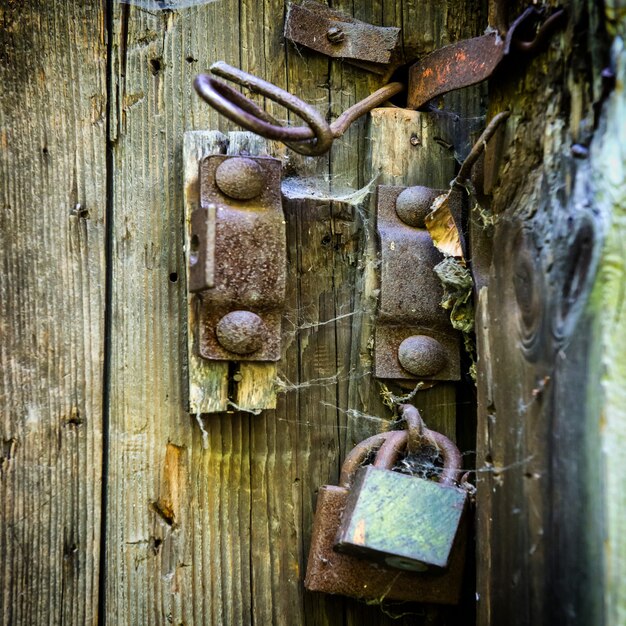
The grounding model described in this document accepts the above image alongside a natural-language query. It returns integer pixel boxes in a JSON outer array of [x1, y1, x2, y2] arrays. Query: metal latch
[[375, 186, 461, 382], [192, 7, 565, 156], [189, 155, 286, 362]]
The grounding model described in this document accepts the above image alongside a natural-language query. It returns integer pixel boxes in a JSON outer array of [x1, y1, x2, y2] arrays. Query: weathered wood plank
[[0, 2, 107, 624], [183, 131, 229, 415], [106, 4, 243, 623], [474, 2, 614, 624]]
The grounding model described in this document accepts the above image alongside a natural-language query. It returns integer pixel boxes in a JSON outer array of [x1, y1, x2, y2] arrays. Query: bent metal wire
[[194, 62, 404, 156]]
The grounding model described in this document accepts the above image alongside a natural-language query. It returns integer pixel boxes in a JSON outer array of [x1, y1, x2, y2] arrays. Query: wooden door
[[1, 1, 624, 625]]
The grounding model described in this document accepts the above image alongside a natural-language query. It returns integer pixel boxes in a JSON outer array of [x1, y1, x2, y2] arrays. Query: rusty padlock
[[304, 424, 467, 604], [335, 406, 467, 571]]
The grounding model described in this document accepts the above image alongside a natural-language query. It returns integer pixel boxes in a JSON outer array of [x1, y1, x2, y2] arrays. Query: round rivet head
[[398, 335, 447, 377], [215, 157, 265, 200], [216, 311, 267, 355], [326, 26, 345, 44], [395, 186, 440, 228]]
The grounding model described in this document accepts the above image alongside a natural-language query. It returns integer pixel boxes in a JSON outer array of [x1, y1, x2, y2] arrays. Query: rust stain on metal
[[284, 0, 402, 74], [215, 310, 268, 355], [407, 8, 566, 110], [189, 154, 286, 362], [375, 186, 460, 381], [398, 335, 448, 377], [407, 33, 504, 110], [188, 201, 216, 292]]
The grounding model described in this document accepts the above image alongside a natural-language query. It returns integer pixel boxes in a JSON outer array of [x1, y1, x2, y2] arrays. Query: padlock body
[[334, 466, 466, 570], [305, 483, 466, 604]]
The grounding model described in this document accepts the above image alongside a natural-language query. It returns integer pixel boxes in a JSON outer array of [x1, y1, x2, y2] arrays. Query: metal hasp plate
[[406, 8, 567, 110], [375, 185, 460, 381], [407, 33, 504, 110], [284, 0, 402, 76], [189, 155, 286, 362]]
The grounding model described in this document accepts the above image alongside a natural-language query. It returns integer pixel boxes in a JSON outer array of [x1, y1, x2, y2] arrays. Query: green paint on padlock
[[334, 423, 466, 571]]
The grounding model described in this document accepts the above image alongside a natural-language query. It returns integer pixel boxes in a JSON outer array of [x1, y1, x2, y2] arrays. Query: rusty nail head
[[216, 311, 268, 355], [215, 157, 266, 200], [326, 26, 345, 43], [398, 335, 447, 377], [395, 186, 440, 228]]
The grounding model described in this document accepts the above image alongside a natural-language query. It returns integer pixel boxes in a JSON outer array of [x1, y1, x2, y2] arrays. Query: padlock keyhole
[[189, 234, 200, 266]]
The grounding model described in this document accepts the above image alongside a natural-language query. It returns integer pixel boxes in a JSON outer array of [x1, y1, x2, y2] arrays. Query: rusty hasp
[[284, 0, 402, 76], [189, 155, 286, 362], [407, 7, 566, 110], [375, 185, 461, 382]]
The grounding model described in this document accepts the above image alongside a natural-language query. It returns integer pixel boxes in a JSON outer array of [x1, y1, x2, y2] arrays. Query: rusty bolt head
[[395, 186, 440, 228], [216, 310, 268, 355], [398, 335, 447, 377], [326, 26, 345, 44], [215, 157, 265, 200]]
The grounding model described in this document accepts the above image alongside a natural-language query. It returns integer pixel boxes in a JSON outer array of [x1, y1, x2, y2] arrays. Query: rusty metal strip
[[375, 186, 460, 381], [284, 0, 402, 73], [408, 8, 566, 110], [407, 33, 505, 110]]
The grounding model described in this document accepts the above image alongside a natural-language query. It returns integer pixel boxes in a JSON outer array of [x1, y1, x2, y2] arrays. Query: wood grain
[[0, 2, 107, 624], [106, 4, 243, 623], [0, 1, 487, 624], [474, 2, 615, 624], [107, 1, 487, 624]]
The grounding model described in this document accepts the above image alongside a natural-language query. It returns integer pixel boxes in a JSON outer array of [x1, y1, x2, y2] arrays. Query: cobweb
[[119, 0, 217, 9]]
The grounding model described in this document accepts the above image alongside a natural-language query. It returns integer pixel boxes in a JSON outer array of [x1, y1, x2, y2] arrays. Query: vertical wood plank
[[474, 2, 612, 624], [0, 2, 107, 624], [183, 131, 230, 415], [107, 3, 244, 624]]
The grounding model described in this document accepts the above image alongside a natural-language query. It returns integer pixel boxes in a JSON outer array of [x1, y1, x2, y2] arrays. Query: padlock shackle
[[399, 404, 463, 486], [425, 430, 463, 486], [372, 430, 408, 470], [339, 432, 391, 489], [338, 421, 463, 489], [399, 404, 426, 454]]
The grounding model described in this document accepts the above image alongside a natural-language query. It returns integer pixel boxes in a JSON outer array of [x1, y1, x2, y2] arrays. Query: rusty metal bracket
[[284, 0, 402, 76], [375, 186, 461, 381], [189, 155, 286, 362], [407, 7, 567, 110]]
